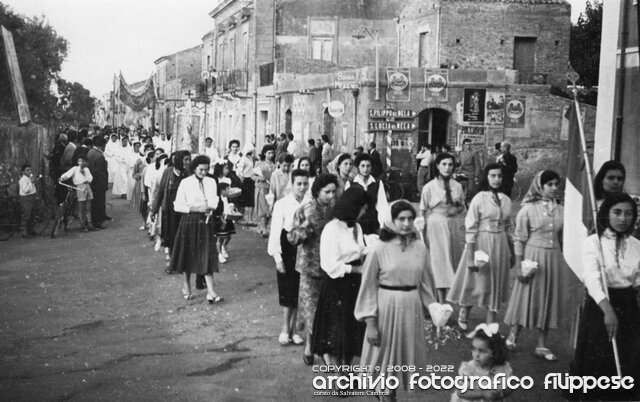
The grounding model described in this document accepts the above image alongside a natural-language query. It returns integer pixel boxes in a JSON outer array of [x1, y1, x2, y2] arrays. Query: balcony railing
[[518, 72, 549, 85], [215, 69, 248, 93]]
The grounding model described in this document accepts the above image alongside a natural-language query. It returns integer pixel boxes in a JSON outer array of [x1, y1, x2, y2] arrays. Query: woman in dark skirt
[[312, 187, 369, 366], [152, 150, 191, 271], [568, 193, 640, 401], [268, 169, 310, 345], [169, 155, 223, 303]]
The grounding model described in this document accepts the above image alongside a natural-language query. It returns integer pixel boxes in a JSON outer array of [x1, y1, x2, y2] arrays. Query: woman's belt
[[379, 284, 417, 292]]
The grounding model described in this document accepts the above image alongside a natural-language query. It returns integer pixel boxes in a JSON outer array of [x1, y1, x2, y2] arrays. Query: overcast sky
[[2, 0, 591, 98]]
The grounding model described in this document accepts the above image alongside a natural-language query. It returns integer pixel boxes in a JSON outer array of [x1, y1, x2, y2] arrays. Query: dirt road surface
[[1, 197, 575, 401]]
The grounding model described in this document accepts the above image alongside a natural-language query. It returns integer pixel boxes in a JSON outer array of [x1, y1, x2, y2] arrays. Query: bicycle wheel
[[33, 202, 54, 236]]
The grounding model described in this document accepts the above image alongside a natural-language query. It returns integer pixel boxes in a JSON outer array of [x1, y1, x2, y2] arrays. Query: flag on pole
[[562, 104, 593, 281]]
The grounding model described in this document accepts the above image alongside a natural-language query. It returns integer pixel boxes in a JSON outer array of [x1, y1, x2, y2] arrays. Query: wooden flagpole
[[567, 72, 622, 377]]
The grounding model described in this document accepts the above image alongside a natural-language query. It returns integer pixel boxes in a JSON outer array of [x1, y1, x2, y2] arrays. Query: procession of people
[[16, 123, 637, 402]]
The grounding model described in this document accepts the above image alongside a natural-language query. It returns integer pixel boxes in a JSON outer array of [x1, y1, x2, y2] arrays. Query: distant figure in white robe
[[112, 137, 131, 197], [104, 134, 120, 183]]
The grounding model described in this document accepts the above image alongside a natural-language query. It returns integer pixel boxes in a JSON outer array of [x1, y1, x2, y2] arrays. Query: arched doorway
[[285, 109, 292, 134], [418, 108, 451, 148]]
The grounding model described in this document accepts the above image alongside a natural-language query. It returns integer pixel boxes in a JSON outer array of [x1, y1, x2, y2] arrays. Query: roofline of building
[[209, 0, 237, 18]]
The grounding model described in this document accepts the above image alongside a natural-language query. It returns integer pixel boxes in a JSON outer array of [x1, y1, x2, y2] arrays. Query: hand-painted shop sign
[[368, 121, 416, 131], [424, 69, 449, 103], [368, 109, 417, 119], [327, 101, 345, 118], [386, 68, 411, 102], [335, 70, 359, 89]]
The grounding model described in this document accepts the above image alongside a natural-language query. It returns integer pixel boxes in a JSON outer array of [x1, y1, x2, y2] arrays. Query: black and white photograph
[[1, 0, 639, 401]]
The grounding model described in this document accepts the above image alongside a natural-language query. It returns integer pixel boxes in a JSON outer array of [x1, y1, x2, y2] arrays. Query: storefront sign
[[386, 68, 411, 102], [485, 90, 505, 126], [327, 101, 345, 118], [504, 95, 526, 128], [424, 69, 449, 103], [368, 121, 416, 131], [335, 70, 359, 90], [459, 126, 485, 145], [463, 88, 486, 123]]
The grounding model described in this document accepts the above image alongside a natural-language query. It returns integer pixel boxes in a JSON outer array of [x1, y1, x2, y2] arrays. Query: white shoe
[[154, 239, 161, 252], [164, 247, 169, 254], [218, 254, 227, 264], [139, 225, 146, 231], [221, 246, 229, 259], [165, 254, 170, 261]]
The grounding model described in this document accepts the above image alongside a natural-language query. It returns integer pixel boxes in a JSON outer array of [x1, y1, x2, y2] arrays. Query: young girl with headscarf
[[355, 200, 437, 402], [447, 163, 513, 329], [504, 170, 580, 361]]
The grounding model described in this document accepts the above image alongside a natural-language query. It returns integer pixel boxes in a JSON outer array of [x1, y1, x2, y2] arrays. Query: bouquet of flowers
[[521, 259, 539, 278]]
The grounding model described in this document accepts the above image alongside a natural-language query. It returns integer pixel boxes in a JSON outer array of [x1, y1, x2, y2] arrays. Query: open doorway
[[418, 108, 450, 149]]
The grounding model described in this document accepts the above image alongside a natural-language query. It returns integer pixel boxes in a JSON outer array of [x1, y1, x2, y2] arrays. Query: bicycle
[[51, 182, 79, 238], [31, 176, 56, 237]]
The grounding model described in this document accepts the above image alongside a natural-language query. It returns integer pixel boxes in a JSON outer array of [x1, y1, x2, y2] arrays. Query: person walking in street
[[169, 155, 223, 304], [87, 136, 108, 229], [335, 153, 353, 198], [269, 154, 294, 203], [346, 153, 389, 235], [275, 133, 289, 162], [268, 169, 310, 346], [416, 144, 432, 194], [568, 192, 640, 401], [227, 140, 242, 172], [307, 139, 319, 174], [104, 133, 120, 184], [236, 144, 256, 224], [504, 170, 579, 362], [456, 138, 483, 205], [18, 164, 38, 238], [355, 200, 437, 402], [152, 151, 191, 271], [286, 133, 299, 159], [447, 163, 514, 328], [289, 174, 338, 365], [311, 186, 368, 368], [497, 141, 517, 198], [212, 162, 235, 263], [111, 136, 130, 198], [60, 130, 78, 173], [60, 155, 95, 232], [420, 152, 466, 303], [320, 135, 332, 174], [368, 142, 383, 180], [254, 145, 277, 237]]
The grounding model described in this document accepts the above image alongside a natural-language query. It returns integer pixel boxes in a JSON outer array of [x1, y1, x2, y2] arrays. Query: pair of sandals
[[506, 331, 558, 362], [278, 332, 304, 346]]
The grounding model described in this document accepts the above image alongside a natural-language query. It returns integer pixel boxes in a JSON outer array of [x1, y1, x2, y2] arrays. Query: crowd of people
[[14, 125, 640, 401]]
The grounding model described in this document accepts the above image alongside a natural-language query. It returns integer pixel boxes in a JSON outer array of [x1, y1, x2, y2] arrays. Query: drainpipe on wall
[[436, 5, 442, 67], [614, 1, 628, 161], [352, 89, 359, 148], [395, 16, 401, 68]]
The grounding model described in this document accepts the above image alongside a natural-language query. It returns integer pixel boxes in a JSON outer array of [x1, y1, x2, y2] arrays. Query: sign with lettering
[[386, 68, 411, 102], [327, 101, 345, 118], [424, 69, 449, 103], [368, 109, 416, 119], [504, 95, 526, 128], [368, 121, 416, 131], [459, 126, 485, 145], [1, 26, 31, 124], [463, 88, 486, 123], [335, 70, 359, 90]]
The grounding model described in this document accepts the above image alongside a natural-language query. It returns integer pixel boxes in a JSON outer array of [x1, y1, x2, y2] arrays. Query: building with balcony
[[203, 0, 591, 194]]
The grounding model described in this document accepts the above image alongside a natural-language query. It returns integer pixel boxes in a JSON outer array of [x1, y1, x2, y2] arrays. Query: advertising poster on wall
[[504, 95, 526, 128], [458, 126, 485, 145], [485, 90, 505, 126], [463, 88, 486, 123], [423, 69, 449, 103], [386, 68, 411, 102]]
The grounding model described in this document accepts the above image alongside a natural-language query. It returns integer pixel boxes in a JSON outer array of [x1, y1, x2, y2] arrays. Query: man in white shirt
[[416, 144, 433, 192], [18, 163, 38, 238], [286, 133, 299, 158], [204, 137, 220, 168]]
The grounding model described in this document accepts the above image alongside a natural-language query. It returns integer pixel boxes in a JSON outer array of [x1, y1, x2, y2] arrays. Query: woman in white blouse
[[268, 169, 310, 345], [568, 193, 640, 400], [311, 186, 368, 367], [169, 155, 222, 304]]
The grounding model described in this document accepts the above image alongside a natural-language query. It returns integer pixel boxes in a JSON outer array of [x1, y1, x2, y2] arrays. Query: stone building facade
[[201, 0, 588, 197]]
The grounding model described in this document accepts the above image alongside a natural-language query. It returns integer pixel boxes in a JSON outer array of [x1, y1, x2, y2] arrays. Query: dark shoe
[[104, 216, 113, 221], [303, 354, 314, 366], [93, 224, 105, 230]]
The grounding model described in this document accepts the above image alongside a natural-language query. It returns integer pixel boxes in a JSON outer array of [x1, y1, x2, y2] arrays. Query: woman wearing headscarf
[[312, 186, 368, 367], [152, 150, 191, 271], [355, 200, 437, 402], [292, 174, 339, 365], [504, 170, 580, 361], [170, 155, 222, 303], [447, 163, 513, 329], [419, 152, 466, 303]]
